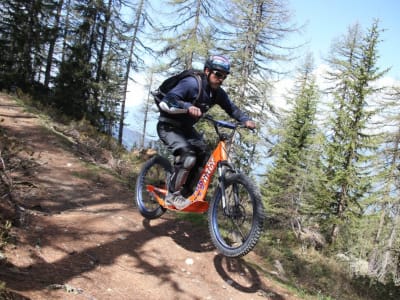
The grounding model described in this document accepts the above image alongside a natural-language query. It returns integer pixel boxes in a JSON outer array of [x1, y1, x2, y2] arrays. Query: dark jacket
[[159, 74, 251, 127]]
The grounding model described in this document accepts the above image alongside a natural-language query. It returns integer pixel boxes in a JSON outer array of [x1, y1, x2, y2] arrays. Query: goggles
[[212, 70, 228, 80]]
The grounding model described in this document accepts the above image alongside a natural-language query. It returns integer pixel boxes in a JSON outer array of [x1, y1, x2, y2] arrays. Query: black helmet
[[204, 55, 230, 74]]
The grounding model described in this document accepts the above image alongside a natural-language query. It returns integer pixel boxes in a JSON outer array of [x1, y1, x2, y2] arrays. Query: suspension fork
[[217, 161, 237, 214]]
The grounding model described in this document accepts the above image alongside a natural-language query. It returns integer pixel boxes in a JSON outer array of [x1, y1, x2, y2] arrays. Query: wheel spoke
[[135, 156, 171, 219], [218, 180, 252, 246], [208, 173, 264, 257]]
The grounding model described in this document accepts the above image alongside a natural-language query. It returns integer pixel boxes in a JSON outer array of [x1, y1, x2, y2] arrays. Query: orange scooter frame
[[146, 140, 229, 213]]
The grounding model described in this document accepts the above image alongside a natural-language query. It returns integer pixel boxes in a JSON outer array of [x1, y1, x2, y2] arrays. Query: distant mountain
[[121, 107, 159, 150], [122, 126, 158, 150]]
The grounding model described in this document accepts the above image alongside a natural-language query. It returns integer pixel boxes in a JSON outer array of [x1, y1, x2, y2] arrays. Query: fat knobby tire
[[135, 155, 172, 219], [208, 173, 265, 257]]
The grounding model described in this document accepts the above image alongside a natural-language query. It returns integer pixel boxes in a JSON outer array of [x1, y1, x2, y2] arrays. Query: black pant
[[157, 121, 209, 195]]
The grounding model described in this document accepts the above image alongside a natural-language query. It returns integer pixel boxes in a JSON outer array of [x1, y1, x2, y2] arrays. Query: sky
[[289, 0, 400, 79]]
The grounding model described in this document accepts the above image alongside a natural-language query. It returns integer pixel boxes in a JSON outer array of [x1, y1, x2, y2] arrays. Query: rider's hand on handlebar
[[187, 106, 202, 118], [244, 120, 256, 129]]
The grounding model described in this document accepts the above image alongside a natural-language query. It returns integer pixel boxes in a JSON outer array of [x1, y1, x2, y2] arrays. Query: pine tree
[[53, 0, 127, 131], [323, 21, 388, 246], [262, 54, 322, 230], [0, 0, 53, 90], [44, 0, 65, 89], [53, 0, 100, 118]]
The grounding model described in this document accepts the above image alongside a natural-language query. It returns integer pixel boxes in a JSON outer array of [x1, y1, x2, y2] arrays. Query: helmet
[[204, 55, 230, 74]]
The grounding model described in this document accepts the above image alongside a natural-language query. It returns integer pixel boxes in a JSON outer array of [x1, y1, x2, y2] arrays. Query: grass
[[71, 163, 104, 181], [176, 212, 208, 227], [250, 228, 400, 300]]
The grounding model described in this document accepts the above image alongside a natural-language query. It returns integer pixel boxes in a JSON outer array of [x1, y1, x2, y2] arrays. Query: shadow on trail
[[142, 217, 214, 253], [213, 255, 285, 299], [0, 113, 37, 119], [0, 210, 281, 299], [0, 208, 218, 299], [0, 215, 205, 299]]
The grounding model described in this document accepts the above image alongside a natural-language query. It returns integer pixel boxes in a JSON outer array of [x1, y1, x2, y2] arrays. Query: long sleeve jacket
[[159, 74, 251, 127]]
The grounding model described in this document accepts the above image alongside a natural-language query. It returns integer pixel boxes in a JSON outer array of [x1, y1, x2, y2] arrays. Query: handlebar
[[202, 114, 246, 130], [201, 114, 253, 142]]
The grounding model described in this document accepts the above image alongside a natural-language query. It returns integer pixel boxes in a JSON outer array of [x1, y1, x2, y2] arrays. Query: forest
[[0, 0, 399, 293]]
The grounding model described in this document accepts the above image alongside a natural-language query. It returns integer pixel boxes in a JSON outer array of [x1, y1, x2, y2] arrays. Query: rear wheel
[[135, 155, 172, 219], [208, 173, 265, 257]]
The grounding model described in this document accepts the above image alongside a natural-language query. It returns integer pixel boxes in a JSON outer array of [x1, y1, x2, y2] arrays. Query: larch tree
[[262, 54, 322, 231], [139, 69, 158, 149], [367, 84, 400, 283], [155, 0, 219, 71], [217, 0, 298, 173], [323, 21, 388, 247]]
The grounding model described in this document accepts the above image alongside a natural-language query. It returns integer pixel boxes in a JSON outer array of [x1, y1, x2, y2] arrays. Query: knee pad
[[182, 153, 197, 169], [170, 152, 197, 192], [175, 151, 197, 170]]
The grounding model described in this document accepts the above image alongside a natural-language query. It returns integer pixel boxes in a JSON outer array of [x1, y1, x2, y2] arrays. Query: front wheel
[[135, 155, 172, 219], [208, 173, 265, 257]]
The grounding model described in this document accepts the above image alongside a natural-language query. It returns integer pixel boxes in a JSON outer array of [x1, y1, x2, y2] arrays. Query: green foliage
[[0, 220, 12, 249], [154, 0, 217, 70], [352, 276, 400, 300], [0, 0, 131, 135], [53, 46, 92, 118], [323, 21, 388, 246], [262, 55, 324, 228], [255, 229, 363, 299]]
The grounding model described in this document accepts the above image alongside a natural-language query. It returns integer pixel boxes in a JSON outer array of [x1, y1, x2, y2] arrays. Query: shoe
[[180, 186, 193, 197], [165, 191, 192, 210]]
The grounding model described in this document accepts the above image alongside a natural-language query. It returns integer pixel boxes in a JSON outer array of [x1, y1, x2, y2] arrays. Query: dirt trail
[[0, 94, 300, 300]]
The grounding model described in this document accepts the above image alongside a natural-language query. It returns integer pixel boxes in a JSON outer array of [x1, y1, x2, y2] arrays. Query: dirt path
[[0, 94, 300, 300]]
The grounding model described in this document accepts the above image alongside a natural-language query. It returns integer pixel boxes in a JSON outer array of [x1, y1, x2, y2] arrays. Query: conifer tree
[[221, 0, 296, 107], [53, 0, 100, 118], [218, 0, 297, 173], [155, 0, 217, 70], [367, 84, 400, 282], [323, 21, 388, 246], [44, 0, 65, 89], [53, 0, 127, 130], [0, 0, 55, 90], [262, 55, 322, 229]]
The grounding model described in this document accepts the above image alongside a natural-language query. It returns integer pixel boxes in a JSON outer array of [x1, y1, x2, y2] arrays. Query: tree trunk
[[61, 0, 72, 64], [379, 212, 400, 281], [45, 0, 64, 89], [118, 0, 145, 145], [140, 72, 153, 149], [94, 0, 112, 111]]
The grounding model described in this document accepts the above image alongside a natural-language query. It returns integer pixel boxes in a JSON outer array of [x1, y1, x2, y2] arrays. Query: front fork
[[217, 161, 238, 215]]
